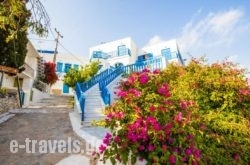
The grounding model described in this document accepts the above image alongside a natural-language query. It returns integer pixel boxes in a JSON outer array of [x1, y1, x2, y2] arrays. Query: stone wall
[[0, 96, 20, 114]]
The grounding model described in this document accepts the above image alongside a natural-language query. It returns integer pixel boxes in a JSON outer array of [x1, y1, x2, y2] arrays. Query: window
[[73, 64, 79, 70], [92, 51, 102, 58], [117, 45, 127, 56], [161, 48, 171, 60], [137, 53, 153, 62], [56, 62, 63, 72], [64, 63, 72, 73]]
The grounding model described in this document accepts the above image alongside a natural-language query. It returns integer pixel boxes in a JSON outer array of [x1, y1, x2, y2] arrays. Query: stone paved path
[[0, 95, 87, 165]]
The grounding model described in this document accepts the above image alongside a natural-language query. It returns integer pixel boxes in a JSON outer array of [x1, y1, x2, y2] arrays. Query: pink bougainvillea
[[98, 59, 250, 164]]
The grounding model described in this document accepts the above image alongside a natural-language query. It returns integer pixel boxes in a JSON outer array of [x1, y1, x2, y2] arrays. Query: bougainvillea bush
[[43, 62, 58, 86], [99, 59, 250, 165]]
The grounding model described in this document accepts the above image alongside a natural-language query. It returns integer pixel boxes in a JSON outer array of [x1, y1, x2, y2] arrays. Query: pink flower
[[185, 148, 192, 155], [99, 144, 106, 154], [142, 68, 150, 73], [153, 69, 160, 74], [117, 90, 127, 98], [103, 138, 110, 145], [169, 154, 176, 164], [149, 105, 156, 112], [125, 75, 136, 85], [165, 123, 172, 135], [105, 133, 112, 139], [180, 101, 187, 110], [103, 133, 112, 145], [234, 153, 240, 164], [162, 145, 167, 151], [139, 74, 149, 84], [114, 136, 121, 143], [128, 88, 141, 97], [186, 134, 194, 141], [157, 83, 171, 97], [139, 145, 145, 151], [192, 160, 198, 165], [148, 144, 155, 151], [193, 149, 201, 159], [175, 112, 183, 122]]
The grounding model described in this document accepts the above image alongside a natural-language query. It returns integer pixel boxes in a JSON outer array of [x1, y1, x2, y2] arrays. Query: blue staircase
[[75, 57, 165, 124]]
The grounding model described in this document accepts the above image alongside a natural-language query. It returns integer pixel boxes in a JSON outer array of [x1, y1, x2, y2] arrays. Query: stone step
[[85, 108, 103, 114], [85, 108, 104, 112], [84, 113, 105, 118]]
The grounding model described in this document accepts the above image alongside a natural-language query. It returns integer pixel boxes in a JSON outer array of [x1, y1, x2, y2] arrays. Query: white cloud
[[145, 35, 164, 47], [178, 8, 250, 53]]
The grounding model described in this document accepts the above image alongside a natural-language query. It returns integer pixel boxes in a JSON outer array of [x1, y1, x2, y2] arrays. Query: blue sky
[[29, 0, 250, 72]]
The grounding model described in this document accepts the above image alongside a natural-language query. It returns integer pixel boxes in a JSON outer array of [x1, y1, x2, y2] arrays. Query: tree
[[0, 0, 49, 41], [42, 62, 58, 86], [0, 0, 49, 68], [63, 61, 100, 88]]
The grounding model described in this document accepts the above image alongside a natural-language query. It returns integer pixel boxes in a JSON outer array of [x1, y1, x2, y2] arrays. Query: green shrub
[[63, 61, 100, 88], [0, 87, 7, 95]]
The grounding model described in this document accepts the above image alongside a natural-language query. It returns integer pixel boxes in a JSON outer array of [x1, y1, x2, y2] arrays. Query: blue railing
[[99, 67, 124, 105], [76, 68, 112, 121], [76, 57, 163, 121], [99, 57, 163, 105], [78, 69, 112, 92], [124, 57, 162, 74], [75, 83, 85, 121]]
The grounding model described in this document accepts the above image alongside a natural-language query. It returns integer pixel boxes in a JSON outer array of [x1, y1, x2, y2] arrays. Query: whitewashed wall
[[89, 37, 138, 67], [39, 53, 88, 95], [31, 87, 50, 103], [141, 39, 178, 57]]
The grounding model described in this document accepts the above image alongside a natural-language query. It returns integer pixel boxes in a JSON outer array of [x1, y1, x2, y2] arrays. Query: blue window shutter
[[56, 62, 63, 72], [63, 84, 69, 93]]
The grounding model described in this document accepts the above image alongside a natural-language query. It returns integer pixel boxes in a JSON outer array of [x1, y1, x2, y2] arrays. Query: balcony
[[92, 48, 131, 59]]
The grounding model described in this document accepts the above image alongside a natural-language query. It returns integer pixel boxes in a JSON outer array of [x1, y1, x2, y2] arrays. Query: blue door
[[63, 84, 69, 93]]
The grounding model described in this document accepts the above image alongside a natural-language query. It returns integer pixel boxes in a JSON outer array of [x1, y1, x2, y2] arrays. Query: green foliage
[[0, 28, 28, 68], [99, 59, 250, 164], [0, 0, 28, 68], [0, 87, 7, 95], [0, 0, 49, 42], [63, 61, 100, 88], [0, 0, 49, 68], [91, 120, 106, 127]]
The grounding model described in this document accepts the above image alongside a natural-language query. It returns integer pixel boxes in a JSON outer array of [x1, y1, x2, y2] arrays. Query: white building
[[38, 51, 88, 95], [1, 41, 41, 107], [74, 37, 185, 124], [89, 37, 138, 69], [140, 39, 184, 65], [89, 37, 184, 68]]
